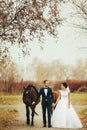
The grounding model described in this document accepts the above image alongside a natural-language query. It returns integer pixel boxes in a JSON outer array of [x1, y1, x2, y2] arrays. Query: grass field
[[0, 92, 87, 130], [0, 108, 18, 130], [0, 93, 22, 105], [71, 93, 87, 128], [71, 92, 87, 105], [0, 92, 87, 105], [79, 108, 87, 128]]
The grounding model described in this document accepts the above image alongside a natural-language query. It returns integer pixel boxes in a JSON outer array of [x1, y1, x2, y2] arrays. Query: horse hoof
[[31, 123, 34, 126]]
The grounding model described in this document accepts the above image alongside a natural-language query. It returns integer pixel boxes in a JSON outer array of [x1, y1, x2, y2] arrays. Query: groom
[[32, 80, 55, 127]]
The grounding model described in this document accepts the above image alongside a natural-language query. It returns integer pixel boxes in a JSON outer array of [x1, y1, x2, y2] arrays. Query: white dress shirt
[[44, 88, 48, 96]]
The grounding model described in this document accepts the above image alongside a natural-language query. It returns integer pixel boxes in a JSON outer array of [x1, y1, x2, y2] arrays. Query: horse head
[[23, 84, 40, 106], [23, 84, 35, 106]]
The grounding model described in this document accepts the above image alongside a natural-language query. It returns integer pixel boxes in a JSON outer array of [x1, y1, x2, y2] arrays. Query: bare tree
[[0, 0, 62, 44], [72, 0, 87, 31], [71, 59, 87, 80], [32, 58, 70, 81]]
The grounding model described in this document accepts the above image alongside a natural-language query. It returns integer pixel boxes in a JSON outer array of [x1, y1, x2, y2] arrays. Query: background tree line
[[0, 57, 87, 93]]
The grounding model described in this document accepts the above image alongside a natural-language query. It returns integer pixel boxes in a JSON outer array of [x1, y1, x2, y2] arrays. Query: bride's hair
[[62, 82, 68, 88]]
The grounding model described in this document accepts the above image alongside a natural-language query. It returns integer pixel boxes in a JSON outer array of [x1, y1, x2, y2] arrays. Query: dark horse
[[23, 84, 40, 126]]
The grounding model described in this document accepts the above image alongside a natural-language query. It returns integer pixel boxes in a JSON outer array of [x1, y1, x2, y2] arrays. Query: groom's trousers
[[42, 101, 51, 126]]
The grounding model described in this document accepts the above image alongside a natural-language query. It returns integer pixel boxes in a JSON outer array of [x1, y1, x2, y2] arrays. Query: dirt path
[[0, 104, 87, 130]]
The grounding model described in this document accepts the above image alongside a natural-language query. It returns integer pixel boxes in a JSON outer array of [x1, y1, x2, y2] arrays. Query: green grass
[[0, 108, 18, 130], [71, 92, 87, 105], [0, 94, 22, 105], [0, 92, 87, 105], [79, 108, 87, 115]]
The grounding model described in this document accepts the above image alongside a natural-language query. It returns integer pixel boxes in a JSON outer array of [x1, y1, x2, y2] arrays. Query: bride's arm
[[68, 92, 70, 108]]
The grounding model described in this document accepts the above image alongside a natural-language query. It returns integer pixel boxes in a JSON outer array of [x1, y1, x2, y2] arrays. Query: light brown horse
[[52, 91, 60, 110], [23, 84, 40, 126], [53, 91, 60, 103]]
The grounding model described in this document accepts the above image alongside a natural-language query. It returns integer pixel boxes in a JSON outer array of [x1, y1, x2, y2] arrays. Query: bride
[[51, 82, 83, 129]]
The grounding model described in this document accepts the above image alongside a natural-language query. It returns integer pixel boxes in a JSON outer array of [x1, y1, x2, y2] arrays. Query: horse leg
[[26, 105, 30, 125], [31, 108, 34, 126]]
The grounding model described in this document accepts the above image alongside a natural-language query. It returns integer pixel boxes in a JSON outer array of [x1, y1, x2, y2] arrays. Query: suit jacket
[[35, 87, 54, 105]]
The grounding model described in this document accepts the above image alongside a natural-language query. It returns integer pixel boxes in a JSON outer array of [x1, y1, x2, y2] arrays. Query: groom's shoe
[[43, 124, 46, 127], [48, 125, 52, 128]]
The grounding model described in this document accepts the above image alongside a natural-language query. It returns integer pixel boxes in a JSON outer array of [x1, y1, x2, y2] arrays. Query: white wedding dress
[[51, 88, 83, 128]]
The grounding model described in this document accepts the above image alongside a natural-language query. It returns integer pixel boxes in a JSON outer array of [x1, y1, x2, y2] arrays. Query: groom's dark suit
[[35, 87, 54, 126]]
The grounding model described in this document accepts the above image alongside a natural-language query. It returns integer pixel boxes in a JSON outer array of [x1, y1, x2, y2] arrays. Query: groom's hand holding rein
[[32, 101, 35, 105]]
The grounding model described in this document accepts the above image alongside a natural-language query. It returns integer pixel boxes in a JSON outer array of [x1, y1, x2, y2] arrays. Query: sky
[[7, 1, 87, 80], [10, 1, 87, 68]]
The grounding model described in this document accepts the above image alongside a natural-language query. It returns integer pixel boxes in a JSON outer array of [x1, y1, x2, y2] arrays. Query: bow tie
[[44, 87, 48, 89]]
